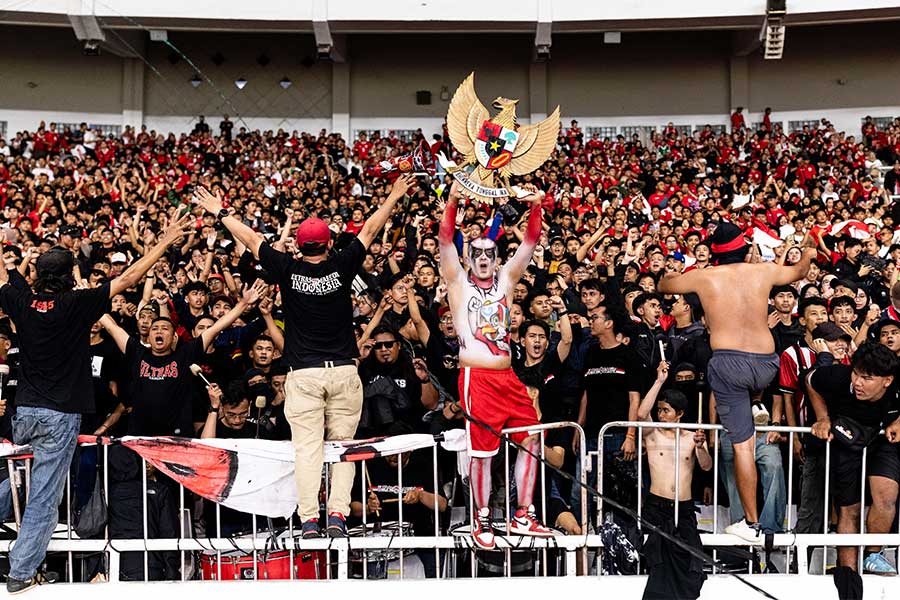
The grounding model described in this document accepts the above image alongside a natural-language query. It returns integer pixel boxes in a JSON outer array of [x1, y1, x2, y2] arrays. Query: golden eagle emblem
[[441, 72, 560, 200]]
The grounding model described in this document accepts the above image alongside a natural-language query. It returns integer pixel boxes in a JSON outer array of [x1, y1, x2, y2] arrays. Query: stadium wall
[[0, 23, 898, 139]]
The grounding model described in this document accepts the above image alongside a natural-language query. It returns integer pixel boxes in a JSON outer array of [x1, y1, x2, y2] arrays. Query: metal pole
[[859, 447, 867, 573], [674, 426, 681, 528], [398, 454, 404, 580], [712, 428, 719, 575], [142, 457, 148, 581], [432, 445, 440, 579], [540, 431, 547, 577], [786, 431, 794, 572], [504, 438, 511, 577], [823, 441, 831, 575], [361, 459, 367, 581]]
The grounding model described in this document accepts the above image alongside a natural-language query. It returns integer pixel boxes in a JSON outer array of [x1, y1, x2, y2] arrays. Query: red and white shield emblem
[[475, 121, 519, 170]]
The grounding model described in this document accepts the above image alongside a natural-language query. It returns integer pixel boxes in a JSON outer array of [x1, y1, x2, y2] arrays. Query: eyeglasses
[[373, 341, 398, 350]]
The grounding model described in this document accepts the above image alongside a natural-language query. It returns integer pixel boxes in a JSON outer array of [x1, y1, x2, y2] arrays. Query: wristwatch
[[208, 405, 219, 413], [217, 208, 229, 220]]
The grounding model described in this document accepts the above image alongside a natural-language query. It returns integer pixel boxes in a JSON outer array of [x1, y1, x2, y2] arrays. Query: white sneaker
[[725, 518, 763, 544], [752, 403, 770, 426], [509, 505, 554, 537], [472, 507, 495, 550]]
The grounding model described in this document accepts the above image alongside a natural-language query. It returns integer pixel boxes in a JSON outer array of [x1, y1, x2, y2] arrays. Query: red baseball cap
[[296, 217, 331, 246]]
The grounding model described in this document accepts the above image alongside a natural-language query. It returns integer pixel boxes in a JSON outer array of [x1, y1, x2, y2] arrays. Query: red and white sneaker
[[472, 507, 495, 550], [509, 505, 553, 537]]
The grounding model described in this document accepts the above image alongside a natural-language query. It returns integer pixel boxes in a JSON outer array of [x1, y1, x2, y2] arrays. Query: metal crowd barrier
[[4, 420, 899, 583], [596, 421, 900, 576], [0, 422, 592, 583]]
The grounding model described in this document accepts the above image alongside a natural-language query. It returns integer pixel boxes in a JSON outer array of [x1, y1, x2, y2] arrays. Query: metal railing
[[0, 422, 591, 582], [4, 419, 899, 582], [595, 421, 900, 576]]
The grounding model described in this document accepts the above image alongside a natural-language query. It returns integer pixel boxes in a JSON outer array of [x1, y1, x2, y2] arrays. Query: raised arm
[[551, 296, 574, 362], [110, 214, 192, 298], [259, 295, 285, 352], [357, 174, 415, 248], [575, 227, 604, 263], [637, 361, 668, 424], [194, 187, 265, 259], [770, 247, 816, 286], [658, 268, 704, 295], [439, 181, 464, 281], [99, 313, 130, 354], [502, 187, 544, 284], [200, 279, 265, 350]]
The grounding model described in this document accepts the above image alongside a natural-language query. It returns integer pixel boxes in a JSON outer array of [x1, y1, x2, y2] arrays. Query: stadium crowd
[[3, 110, 900, 579]]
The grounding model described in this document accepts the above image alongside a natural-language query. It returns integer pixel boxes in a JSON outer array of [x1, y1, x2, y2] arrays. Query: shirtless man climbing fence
[[658, 222, 815, 543], [439, 181, 553, 550]]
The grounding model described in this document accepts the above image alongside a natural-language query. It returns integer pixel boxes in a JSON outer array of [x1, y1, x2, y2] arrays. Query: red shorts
[[458, 367, 540, 457]]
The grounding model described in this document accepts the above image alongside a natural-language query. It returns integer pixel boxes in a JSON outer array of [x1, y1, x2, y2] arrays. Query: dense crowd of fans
[[3, 109, 900, 579]]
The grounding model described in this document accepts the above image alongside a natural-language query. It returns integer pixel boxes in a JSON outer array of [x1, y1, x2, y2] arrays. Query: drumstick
[[658, 340, 666, 363], [364, 464, 382, 530], [698, 391, 703, 425]]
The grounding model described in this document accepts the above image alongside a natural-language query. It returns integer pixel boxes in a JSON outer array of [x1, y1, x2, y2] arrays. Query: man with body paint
[[439, 181, 552, 550]]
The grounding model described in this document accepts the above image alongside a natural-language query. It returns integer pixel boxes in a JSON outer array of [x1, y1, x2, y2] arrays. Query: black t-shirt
[[85, 336, 124, 433], [0, 282, 110, 414], [581, 343, 642, 438], [258, 240, 364, 368], [191, 346, 237, 424], [123, 336, 204, 436], [0, 329, 20, 438], [770, 315, 803, 356], [515, 350, 569, 422], [213, 418, 258, 439], [358, 357, 424, 435], [426, 332, 459, 399], [809, 365, 899, 428]]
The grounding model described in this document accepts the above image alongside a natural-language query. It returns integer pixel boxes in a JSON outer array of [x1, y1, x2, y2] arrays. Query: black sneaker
[[7, 571, 58, 595], [326, 512, 347, 538]]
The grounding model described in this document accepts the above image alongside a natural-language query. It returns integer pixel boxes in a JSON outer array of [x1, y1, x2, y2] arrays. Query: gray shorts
[[707, 350, 779, 444]]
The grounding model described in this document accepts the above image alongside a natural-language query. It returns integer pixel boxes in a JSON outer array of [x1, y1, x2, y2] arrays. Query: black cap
[[811, 322, 852, 342], [138, 302, 160, 317], [59, 224, 81, 237], [183, 281, 210, 295]]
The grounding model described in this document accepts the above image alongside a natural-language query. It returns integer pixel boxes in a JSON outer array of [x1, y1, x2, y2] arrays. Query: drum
[[348, 520, 414, 579], [448, 522, 565, 577], [199, 549, 325, 581]]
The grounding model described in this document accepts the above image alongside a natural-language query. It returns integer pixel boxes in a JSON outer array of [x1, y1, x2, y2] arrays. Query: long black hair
[[33, 247, 75, 294]]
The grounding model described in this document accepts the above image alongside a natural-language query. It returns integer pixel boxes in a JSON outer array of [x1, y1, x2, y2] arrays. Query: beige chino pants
[[284, 364, 363, 522]]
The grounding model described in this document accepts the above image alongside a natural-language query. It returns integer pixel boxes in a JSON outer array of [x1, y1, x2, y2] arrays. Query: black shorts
[[830, 438, 900, 507]]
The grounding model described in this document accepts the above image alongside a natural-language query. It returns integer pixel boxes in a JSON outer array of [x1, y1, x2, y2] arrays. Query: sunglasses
[[470, 247, 496, 260], [373, 340, 398, 350]]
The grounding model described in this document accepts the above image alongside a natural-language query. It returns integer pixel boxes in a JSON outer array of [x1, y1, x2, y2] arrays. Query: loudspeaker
[[416, 90, 432, 106]]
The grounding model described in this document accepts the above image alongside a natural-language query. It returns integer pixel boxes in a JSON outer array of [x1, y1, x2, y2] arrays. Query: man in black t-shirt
[[99, 281, 264, 437], [514, 313, 573, 423], [571, 300, 642, 522], [194, 175, 414, 540], [0, 217, 188, 594], [807, 343, 900, 575], [87, 319, 124, 436]]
